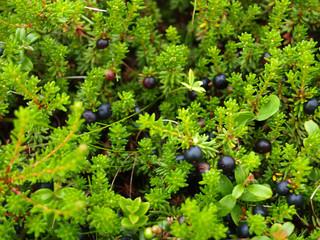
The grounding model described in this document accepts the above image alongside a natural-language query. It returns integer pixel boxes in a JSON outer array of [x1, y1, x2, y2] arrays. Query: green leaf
[[121, 217, 134, 228], [119, 197, 132, 216], [129, 214, 139, 224], [230, 204, 242, 226], [135, 202, 150, 217], [218, 194, 236, 217], [304, 120, 320, 136], [270, 223, 282, 234], [135, 215, 148, 227], [235, 165, 249, 184], [240, 184, 273, 202], [234, 111, 256, 125], [19, 56, 33, 71], [232, 184, 245, 199], [257, 95, 280, 121], [31, 189, 54, 204], [282, 222, 295, 236], [251, 237, 270, 240], [219, 174, 233, 196], [26, 33, 40, 44], [16, 28, 26, 42]]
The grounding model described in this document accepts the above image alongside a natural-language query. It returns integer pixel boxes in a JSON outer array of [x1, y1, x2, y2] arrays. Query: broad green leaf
[[121, 217, 133, 228], [282, 222, 295, 236], [16, 28, 26, 42], [304, 120, 320, 136], [230, 204, 242, 226], [219, 174, 233, 196], [129, 214, 139, 224], [235, 165, 249, 184], [119, 197, 131, 216], [240, 184, 273, 202], [218, 194, 236, 217], [232, 184, 245, 199], [270, 223, 282, 234], [135, 202, 150, 217], [234, 111, 256, 125], [135, 215, 148, 227], [31, 189, 54, 204], [20, 56, 33, 71], [257, 95, 280, 121], [26, 33, 40, 44]]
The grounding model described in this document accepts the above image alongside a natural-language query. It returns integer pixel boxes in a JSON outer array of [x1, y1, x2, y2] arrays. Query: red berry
[[105, 69, 115, 81]]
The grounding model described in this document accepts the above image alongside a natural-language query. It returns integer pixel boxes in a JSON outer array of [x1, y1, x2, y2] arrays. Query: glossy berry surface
[[197, 162, 210, 175], [225, 172, 235, 182], [96, 38, 109, 49], [286, 193, 304, 208], [213, 74, 228, 89], [304, 98, 318, 114], [143, 227, 153, 239], [35, 182, 54, 191], [200, 78, 210, 90], [252, 205, 268, 217], [176, 154, 185, 164], [82, 110, 97, 124], [218, 155, 236, 173], [237, 222, 251, 238], [97, 103, 112, 119], [188, 90, 198, 100], [143, 77, 156, 89], [105, 69, 115, 81], [184, 145, 203, 163], [276, 180, 290, 196], [255, 139, 271, 153]]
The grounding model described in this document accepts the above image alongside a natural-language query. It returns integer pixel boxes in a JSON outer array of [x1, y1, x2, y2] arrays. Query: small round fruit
[[132, 106, 144, 121], [97, 103, 112, 119], [82, 110, 97, 123], [96, 38, 109, 49], [105, 69, 115, 81], [261, 52, 271, 65], [0, 43, 4, 57], [143, 77, 156, 89], [197, 162, 210, 175], [218, 155, 236, 173], [143, 227, 153, 240], [200, 78, 210, 90], [177, 216, 186, 224], [213, 74, 228, 89], [286, 192, 304, 208], [176, 154, 185, 164], [304, 98, 319, 115], [188, 90, 198, 100], [252, 205, 268, 217], [206, 132, 216, 140], [237, 222, 250, 238], [276, 180, 290, 196], [184, 145, 203, 163], [255, 139, 271, 153]]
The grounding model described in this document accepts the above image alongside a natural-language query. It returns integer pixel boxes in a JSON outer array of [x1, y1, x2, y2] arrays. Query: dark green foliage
[[1, 0, 320, 239]]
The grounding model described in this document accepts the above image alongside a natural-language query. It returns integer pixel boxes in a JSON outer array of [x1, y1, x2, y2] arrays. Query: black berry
[[200, 78, 210, 90], [188, 90, 198, 100], [286, 192, 304, 208], [96, 38, 109, 49], [35, 182, 54, 191], [218, 155, 236, 173], [237, 222, 251, 238], [0, 43, 4, 57], [197, 162, 210, 175], [255, 139, 271, 153], [252, 205, 268, 217], [206, 132, 216, 140], [176, 154, 185, 164], [213, 74, 228, 89], [276, 180, 290, 196], [304, 98, 318, 115], [82, 110, 97, 124], [132, 106, 144, 121], [143, 77, 156, 89], [261, 52, 271, 65], [224, 172, 235, 182], [97, 103, 112, 119], [184, 145, 203, 163]]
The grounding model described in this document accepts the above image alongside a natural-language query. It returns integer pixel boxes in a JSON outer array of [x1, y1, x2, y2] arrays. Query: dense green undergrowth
[[1, 0, 320, 239]]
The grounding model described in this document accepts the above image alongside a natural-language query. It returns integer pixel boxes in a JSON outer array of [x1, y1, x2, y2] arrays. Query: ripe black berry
[[213, 74, 228, 89], [176, 154, 185, 164], [252, 205, 268, 217], [96, 38, 109, 49], [237, 222, 251, 238], [206, 132, 216, 140], [275, 180, 290, 196], [0, 43, 4, 57], [184, 145, 203, 163], [304, 98, 318, 115], [82, 110, 97, 124], [35, 182, 54, 191], [197, 162, 210, 175], [132, 106, 144, 121], [261, 52, 271, 65], [200, 78, 210, 90], [286, 192, 304, 208], [188, 90, 198, 100], [143, 77, 156, 89], [218, 155, 236, 173], [97, 103, 112, 119], [255, 139, 271, 153]]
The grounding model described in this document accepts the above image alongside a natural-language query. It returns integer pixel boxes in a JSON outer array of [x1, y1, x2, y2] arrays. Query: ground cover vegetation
[[1, 0, 320, 239]]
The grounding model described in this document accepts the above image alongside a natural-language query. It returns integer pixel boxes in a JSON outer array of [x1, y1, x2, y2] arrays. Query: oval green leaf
[[304, 120, 320, 136], [240, 184, 273, 202], [232, 184, 245, 199], [234, 111, 256, 126], [218, 194, 236, 217], [219, 174, 233, 196], [257, 95, 280, 121]]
